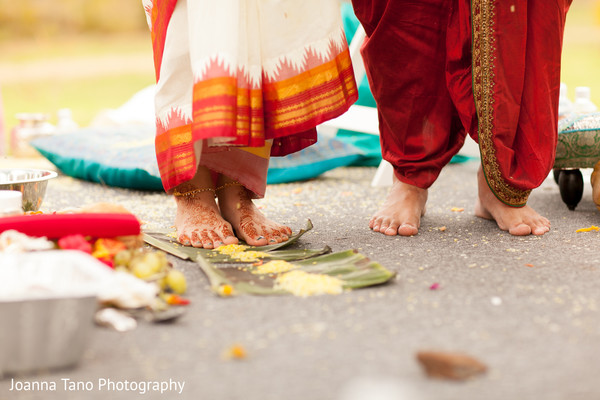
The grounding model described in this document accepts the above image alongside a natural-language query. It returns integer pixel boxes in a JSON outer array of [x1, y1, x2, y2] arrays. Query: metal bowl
[[0, 251, 104, 377], [0, 168, 57, 212], [0, 295, 97, 376]]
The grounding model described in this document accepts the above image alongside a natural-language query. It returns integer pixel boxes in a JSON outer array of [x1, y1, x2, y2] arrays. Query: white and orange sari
[[143, 0, 358, 196]]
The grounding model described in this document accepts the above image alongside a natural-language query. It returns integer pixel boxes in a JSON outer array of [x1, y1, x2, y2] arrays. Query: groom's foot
[[369, 176, 428, 236], [474, 166, 550, 236]]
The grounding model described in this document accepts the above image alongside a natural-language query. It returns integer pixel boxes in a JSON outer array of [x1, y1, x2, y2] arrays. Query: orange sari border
[[190, 49, 357, 148], [155, 123, 272, 193], [155, 124, 196, 190]]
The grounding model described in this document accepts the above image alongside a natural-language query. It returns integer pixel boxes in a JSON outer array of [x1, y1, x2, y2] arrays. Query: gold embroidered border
[[472, 0, 530, 206]]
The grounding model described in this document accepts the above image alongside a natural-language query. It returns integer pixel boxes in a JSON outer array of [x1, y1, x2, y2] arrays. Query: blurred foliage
[[2, 73, 154, 128], [0, 0, 148, 41]]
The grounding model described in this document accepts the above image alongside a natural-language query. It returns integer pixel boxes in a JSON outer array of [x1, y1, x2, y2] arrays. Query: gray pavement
[[2, 157, 600, 400]]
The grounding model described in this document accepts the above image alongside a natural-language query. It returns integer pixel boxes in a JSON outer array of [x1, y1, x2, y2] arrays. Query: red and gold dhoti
[[144, 0, 357, 196], [352, 0, 571, 206]]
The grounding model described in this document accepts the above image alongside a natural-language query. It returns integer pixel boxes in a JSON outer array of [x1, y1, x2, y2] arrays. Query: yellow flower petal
[[576, 225, 600, 233]]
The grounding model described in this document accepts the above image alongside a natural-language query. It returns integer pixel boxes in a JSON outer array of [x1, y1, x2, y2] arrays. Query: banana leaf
[[198, 249, 396, 296], [292, 250, 396, 289], [143, 219, 329, 263], [196, 255, 289, 295], [144, 219, 396, 296]]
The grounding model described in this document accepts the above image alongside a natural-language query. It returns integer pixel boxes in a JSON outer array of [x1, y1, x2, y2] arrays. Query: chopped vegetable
[[216, 244, 249, 254], [274, 270, 344, 297], [252, 260, 297, 275], [215, 244, 269, 262]]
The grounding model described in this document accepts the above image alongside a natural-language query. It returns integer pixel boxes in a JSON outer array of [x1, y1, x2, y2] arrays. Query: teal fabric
[[334, 130, 381, 167], [30, 125, 368, 189], [31, 124, 164, 191], [267, 134, 364, 183], [338, 3, 381, 166]]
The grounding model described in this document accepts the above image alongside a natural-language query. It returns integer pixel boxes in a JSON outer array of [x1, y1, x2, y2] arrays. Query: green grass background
[[561, 2, 600, 105], [1, 34, 155, 127], [1, 33, 155, 131]]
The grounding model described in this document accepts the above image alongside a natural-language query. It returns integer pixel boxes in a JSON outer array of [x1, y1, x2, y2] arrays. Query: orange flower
[[224, 344, 247, 360], [92, 238, 127, 259], [576, 226, 600, 233], [217, 284, 234, 297], [165, 294, 191, 306]]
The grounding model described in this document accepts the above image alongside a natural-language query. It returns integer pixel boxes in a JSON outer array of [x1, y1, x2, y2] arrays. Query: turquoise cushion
[[267, 135, 364, 183], [338, 3, 381, 166], [31, 125, 368, 189], [31, 124, 164, 191]]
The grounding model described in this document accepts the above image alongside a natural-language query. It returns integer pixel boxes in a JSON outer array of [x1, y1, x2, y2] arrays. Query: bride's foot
[[217, 180, 292, 246], [173, 169, 238, 248]]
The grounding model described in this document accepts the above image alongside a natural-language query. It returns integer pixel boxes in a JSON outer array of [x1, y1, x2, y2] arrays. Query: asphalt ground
[[2, 154, 600, 400]]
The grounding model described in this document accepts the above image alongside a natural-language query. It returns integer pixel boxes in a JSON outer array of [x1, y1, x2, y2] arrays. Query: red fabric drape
[[147, 0, 177, 82], [353, 0, 571, 206]]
